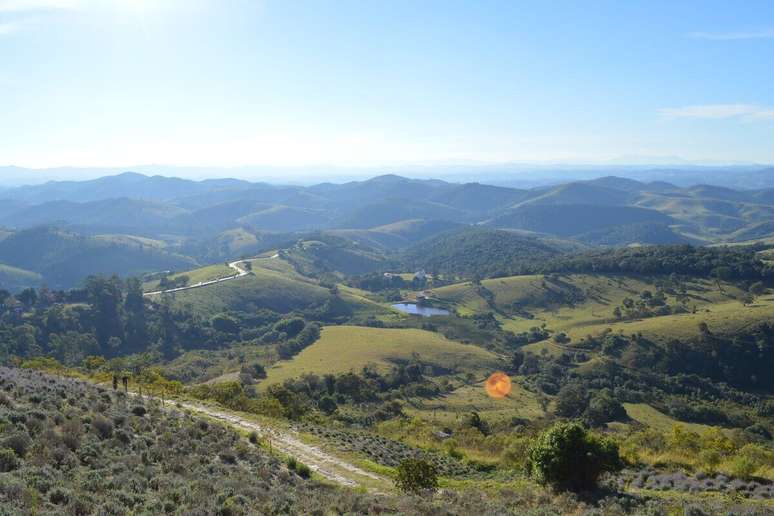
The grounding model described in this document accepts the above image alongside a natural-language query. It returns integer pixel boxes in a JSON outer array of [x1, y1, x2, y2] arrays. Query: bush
[[729, 455, 757, 480], [49, 487, 70, 505], [699, 449, 721, 474], [92, 415, 113, 439], [318, 396, 337, 415], [2, 432, 31, 458], [394, 458, 438, 494], [296, 462, 311, 479], [0, 448, 19, 472], [526, 422, 622, 492], [131, 405, 147, 417]]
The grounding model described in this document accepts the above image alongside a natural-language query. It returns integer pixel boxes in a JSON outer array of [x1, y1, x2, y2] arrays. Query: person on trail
[[112, 375, 118, 391]]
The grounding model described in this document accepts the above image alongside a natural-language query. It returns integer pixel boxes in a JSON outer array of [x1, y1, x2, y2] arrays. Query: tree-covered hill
[[401, 227, 570, 278], [0, 227, 196, 290]]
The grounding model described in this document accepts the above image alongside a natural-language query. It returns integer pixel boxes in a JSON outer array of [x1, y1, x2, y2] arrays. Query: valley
[[3, 172, 774, 514]]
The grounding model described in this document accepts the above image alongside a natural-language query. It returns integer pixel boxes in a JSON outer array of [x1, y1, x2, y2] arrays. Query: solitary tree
[[527, 421, 622, 492]]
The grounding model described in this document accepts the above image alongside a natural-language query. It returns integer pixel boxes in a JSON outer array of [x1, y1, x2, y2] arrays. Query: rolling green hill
[[402, 227, 569, 278], [573, 222, 694, 246], [260, 325, 503, 389], [486, 204, 674, 237], [430, 182, 528, 213], [238, 205, 333, 232], [0, 226, 196, 289], [0, 263, 42, 291], [338, 199, 469, 229], [327, 219, 463, 251], [166, 264, 330, 315], [6, 172, 774, 248]]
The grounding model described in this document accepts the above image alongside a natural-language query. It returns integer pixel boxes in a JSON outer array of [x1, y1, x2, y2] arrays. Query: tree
[[394, 458, 438, 494], [554, 383, 588, 418], [124, 278, 147, 354], [212, 314, 240, 334], [584, 390, 626, 426], [85, 276, 125, 353], [273, 317, 305, 338], [18, 288, 37, 309], [750, 281, 767, 297], [318, 395, 337, 415], [527, 422, 622, 492], [511, 351, 524, 371]]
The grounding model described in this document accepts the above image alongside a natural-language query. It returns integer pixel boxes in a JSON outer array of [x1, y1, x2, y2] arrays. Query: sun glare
[[485, 372, 512, 399]]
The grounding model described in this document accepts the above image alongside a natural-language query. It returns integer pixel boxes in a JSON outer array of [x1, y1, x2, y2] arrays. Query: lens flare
[[485, 371, 512, 399]]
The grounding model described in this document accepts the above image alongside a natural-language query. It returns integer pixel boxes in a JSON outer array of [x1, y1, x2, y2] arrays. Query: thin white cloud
[[659, 104, 774, 120], [689, 29, 774, 40]]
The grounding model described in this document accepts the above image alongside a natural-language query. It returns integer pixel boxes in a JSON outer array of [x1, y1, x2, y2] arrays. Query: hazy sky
[[1, 0, 773, 170]]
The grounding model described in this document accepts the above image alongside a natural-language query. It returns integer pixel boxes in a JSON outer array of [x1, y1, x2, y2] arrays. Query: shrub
[[729, 455, 757, 480], [219, 450, 237, 464], [394, 458, 439, 494], [49, 487, 70, 505], [295, 462, 311, 479], [0, 448, 19, 472], [286, 457, 297, 471], [248, 431, 260, 445], [526, 422, 622, 492], [131, 405, 147, 417], [92, 415, 113, 439], [318, 396, 337, 415], [2, 432, 31, 458], [699, 449, 721, 474]]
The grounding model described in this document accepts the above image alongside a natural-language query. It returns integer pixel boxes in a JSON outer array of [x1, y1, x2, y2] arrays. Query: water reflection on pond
[[391, 303, 450, 317]]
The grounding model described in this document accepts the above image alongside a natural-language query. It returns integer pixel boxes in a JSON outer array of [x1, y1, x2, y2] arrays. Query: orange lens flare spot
[[484, 371, 512, 399]]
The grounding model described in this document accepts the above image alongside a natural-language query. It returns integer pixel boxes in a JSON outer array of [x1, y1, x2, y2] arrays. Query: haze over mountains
[[2, 169, 774, 290]]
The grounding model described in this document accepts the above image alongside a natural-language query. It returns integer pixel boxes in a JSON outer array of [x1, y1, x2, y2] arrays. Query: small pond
[[391, 303, 450, 317]]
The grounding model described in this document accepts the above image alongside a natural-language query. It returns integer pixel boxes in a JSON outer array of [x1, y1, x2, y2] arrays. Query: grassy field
[[404, 379, 546, 425], [337, 284, 404, 321], [143, 263, 234, 291], [260, 325, 503, 390], [167, 264, 330, 315], [622, 403, 719, 434], [431, 273, 771, 347], [94, 233, 169, 249]]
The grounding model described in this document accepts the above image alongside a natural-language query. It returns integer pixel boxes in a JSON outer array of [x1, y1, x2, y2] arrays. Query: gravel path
[[146, 396, 389, 490]]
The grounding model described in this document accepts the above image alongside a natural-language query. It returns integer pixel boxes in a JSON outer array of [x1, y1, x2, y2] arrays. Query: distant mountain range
[[2, 171, 774, 242], [2, 170, 774, 290]]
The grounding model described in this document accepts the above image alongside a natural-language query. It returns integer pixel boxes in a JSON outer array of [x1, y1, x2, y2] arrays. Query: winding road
[[143, 260, 250, 297], [139, 253, 390, 489]]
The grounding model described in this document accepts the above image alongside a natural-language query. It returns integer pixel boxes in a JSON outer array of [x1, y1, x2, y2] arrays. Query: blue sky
[[1, 0, 773, 170]]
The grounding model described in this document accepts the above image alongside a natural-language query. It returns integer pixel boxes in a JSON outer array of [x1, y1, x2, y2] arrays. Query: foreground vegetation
[[3, 238, 774, 513], [6, 367, 764, 515]]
